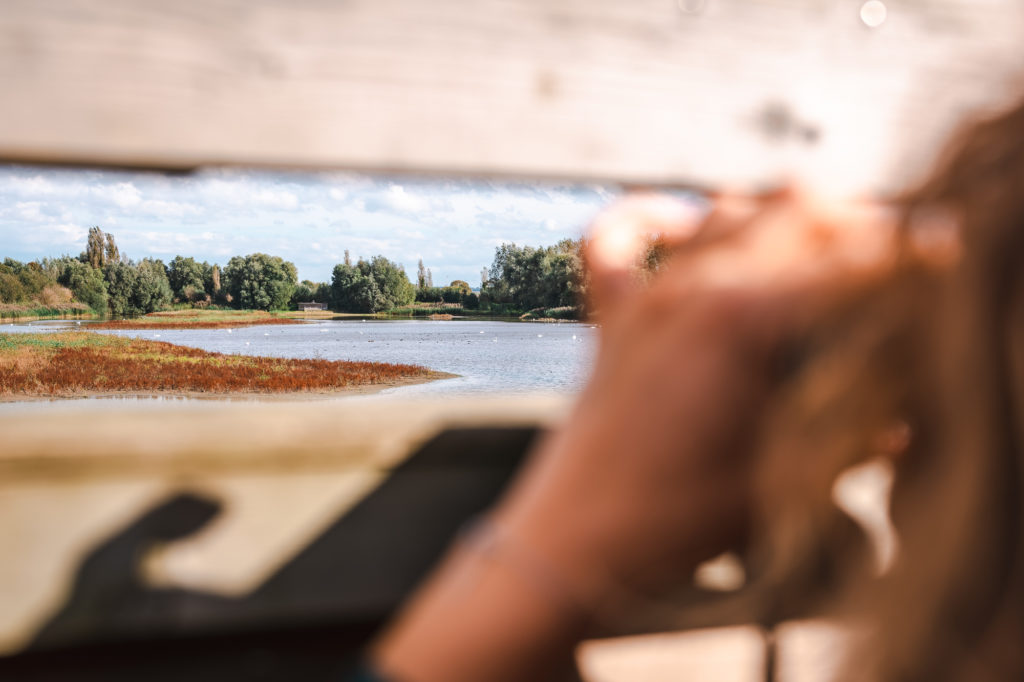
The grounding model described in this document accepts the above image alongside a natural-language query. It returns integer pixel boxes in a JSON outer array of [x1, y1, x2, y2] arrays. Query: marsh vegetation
[[0, 332, 438, 398]]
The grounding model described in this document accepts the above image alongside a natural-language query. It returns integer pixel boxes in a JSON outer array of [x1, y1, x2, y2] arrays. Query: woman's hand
[[372, 189, 896, 682], [495, 189, 897, 604]]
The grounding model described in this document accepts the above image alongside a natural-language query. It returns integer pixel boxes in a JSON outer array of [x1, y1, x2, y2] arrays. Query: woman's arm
[[370, 190, 890, 682]]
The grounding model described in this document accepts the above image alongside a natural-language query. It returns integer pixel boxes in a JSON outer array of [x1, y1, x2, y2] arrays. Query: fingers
[[585, 194, 701, 314], [585, 189, 800, 318], [586, 187, 897, 345]]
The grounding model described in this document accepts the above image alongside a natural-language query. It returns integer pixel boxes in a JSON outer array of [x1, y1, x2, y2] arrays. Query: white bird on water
[[226, 329, 232, 334], [537, 334, 543, 338]]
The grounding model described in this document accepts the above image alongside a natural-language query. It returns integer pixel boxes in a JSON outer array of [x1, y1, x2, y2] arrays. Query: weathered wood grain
[[2, 0, 1023, 193]]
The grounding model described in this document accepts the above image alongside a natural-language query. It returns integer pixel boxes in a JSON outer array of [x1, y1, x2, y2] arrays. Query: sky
[[0, 166, 619, 287]]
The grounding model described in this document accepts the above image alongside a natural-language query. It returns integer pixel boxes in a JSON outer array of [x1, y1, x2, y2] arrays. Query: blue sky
[[0, 166, 618, 287]]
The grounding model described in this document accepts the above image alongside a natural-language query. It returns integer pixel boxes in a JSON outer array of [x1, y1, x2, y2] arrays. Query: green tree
[[289, 279, 330, 308], [417, 259, 427, 289], [449, 280, 471, 295], [86, 227, 106, 269], [330, 256, 414, 312], [291, 281, 315, 307], [134, 258, 172, 313], [415, 286, 443, 303], [0, 258, 62, 303], [222, 253, 298, 311], [102, 259, 170, 317], [56, 259, 108, 313], [330, 263, 383, 312], [482, 239, 585, 312], [167, 256, 207, 302], [103, 262, 141, 317], [368, 256, 415, 308], [0, 270, 25, 303], [105, 233, 120, 265], [440, 287, 463, 303], [204, 263, 222, 300], [85, 227, 120, 269]]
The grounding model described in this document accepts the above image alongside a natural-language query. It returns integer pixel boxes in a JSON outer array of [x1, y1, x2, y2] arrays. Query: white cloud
[[252, 188, 299, 210], [7, 175, 58, 196], [16, 202, 44, 221], [387, 185, 425, 213], [199, 177, 299, 210], [0, 166, 616, 284], [139, 199, 202, 218], [53, 223, 88, 241], [20, 222, 88, 248], [93, 182, 142, 208]]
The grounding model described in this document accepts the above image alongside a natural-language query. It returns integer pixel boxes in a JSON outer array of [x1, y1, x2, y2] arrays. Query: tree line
[[2, 226, 590, 318], [479, 238, 586, 316]]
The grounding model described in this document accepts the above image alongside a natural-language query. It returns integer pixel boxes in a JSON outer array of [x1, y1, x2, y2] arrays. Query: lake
[[0, 318, 598, 406]]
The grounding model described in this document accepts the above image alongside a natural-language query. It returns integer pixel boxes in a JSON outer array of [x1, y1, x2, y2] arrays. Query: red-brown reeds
[[0, 333, 434, 396]]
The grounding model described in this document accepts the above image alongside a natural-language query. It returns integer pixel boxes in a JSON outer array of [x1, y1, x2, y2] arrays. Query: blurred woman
[[362, 96, 1024, 682]]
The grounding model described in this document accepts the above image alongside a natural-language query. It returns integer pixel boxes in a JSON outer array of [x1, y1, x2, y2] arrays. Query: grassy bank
[[90, 309, 303, 330], [0, 332, 444, 398], [0, 303, 95, 322]]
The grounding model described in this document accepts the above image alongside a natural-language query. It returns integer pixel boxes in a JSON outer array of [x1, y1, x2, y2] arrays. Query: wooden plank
[[0, 397, 567, 655], [1, 0, 1022, 193], [0, 395, 566, 478]]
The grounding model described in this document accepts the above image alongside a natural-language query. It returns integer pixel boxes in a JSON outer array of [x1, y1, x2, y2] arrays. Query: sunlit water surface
[[0, 318, 597, 411]]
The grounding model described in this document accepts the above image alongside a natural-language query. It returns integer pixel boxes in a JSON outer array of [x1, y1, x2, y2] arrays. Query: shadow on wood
[[0, 426, 541, 681]]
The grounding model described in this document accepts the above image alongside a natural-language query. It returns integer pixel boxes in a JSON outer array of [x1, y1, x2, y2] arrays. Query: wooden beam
[[1, 0, 1022, 193], [0, 396, 568, 654]]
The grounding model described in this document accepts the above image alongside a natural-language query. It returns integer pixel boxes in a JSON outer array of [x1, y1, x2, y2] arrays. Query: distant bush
[[40, 285, 74, 306], [0, 258, 53, 303], [0, 272, 25, 302], [55, 259, 108, 314], [440, 286, 463, 304], [415, 287, 444, 303], [449, 280, 471, 294]]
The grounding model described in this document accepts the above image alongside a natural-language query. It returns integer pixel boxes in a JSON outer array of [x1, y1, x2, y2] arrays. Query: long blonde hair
[[748, 98, 1024, 680]]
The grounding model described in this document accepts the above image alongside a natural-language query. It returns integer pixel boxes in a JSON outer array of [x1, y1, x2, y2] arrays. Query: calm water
[[1, 318, 597, 405]]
